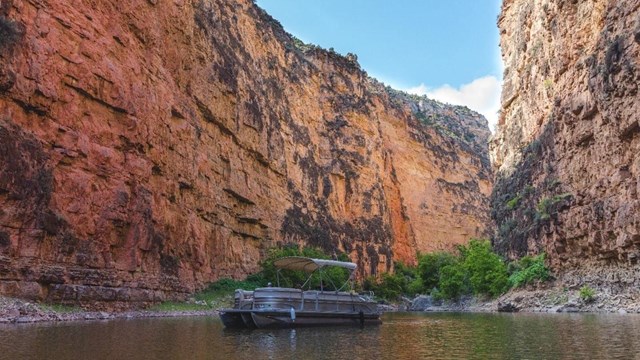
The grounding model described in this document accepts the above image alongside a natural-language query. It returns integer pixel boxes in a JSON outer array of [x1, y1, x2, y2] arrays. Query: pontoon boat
[[219, 257, 381, 328]]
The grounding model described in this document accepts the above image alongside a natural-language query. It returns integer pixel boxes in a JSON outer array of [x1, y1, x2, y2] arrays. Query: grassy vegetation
[[290, 35, 317, 53], [505, 194, 522, 210], [364, 272, 405, 301], [551, 289, 569, 305], [536, 198, 553, 220], [150, 278, 262, 311], [415, 111, 435, 126], [150, 301, 213, 312], [42, 304, 82, 313], [536, 193, 572, 221], [579, 285, 596, 303]]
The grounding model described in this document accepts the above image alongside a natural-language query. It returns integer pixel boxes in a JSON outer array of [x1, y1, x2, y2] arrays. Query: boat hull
[[220, 309, 381, 329]]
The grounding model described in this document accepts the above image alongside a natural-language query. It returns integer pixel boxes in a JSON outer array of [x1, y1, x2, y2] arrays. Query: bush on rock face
[[579, 285, 596, 303], [508, 253, 551, 288]]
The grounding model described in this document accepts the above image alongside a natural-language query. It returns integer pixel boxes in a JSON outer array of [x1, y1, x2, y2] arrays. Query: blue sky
[[256, 0, 503, 130]]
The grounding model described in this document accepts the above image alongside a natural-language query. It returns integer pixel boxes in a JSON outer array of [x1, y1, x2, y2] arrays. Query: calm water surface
[[1, 312, 639, 359]]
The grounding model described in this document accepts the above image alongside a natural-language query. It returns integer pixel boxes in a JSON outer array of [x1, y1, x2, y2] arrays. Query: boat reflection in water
[[220, 257, 381, 329]]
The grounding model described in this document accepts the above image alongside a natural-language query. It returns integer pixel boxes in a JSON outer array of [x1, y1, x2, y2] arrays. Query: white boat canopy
[[273, 257, 357, 272]]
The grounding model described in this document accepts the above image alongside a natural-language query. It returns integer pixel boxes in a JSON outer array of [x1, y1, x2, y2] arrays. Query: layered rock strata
[[0, 0, 490, 305], [491, 0, 640, 278]]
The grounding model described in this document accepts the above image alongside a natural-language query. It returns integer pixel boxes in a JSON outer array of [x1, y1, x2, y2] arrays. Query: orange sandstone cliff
[[0, 0, 491, 305], [491, 0, 640, 283]]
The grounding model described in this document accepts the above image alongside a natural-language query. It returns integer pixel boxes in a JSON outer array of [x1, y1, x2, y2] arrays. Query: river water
[[0, 312, 639, 359]]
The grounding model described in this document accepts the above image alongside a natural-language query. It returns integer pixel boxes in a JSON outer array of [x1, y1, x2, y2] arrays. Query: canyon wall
[[492, 0, 640, 282], [0, 0, 490, 306]]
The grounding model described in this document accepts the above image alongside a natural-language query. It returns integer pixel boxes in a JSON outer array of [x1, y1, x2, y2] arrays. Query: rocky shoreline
[[3, 282, 639, 325], [408, 285, 640, 314], [0, 296, 218, 324]]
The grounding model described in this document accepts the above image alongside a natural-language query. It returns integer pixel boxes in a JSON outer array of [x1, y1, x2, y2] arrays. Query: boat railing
[[234, 289, 255, 309], [248, 287, 373, 312], [359, 291, 375, 301], [233, 286, 378, 314]]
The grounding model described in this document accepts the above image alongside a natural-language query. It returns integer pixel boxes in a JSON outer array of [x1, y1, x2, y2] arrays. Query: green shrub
[[406, 277, 425, 296], [394, 260, 423, 296], [459, 239, 509, 298], [418, 252, 457, 291], [377, 273, 406, 300], [437, 263, 466, 300], [362, 261, 424, 300], [414, 239, 512, 301], [363, 262, 424, 301], [579, 285, 596, 303], [508, 253, 551, 288], [523, 185, 535, 196], [498, 219, 517, 239], [394, 260, 416, 279], [362, 275, 378, 293], [536, 193, 572, 221], [506, 194, 522, 210], [363, 272, 404, 301], [190, 239, 530, 305], [290, 35, 318, 53], [536, 198, 553, 220]]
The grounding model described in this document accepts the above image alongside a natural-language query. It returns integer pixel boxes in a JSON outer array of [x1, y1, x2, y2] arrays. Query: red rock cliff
[[491, 0, 640, 282], [0, 0, 491, 305]]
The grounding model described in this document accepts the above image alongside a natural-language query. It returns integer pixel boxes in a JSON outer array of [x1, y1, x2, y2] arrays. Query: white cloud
[[405, 75, 502, 132]]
